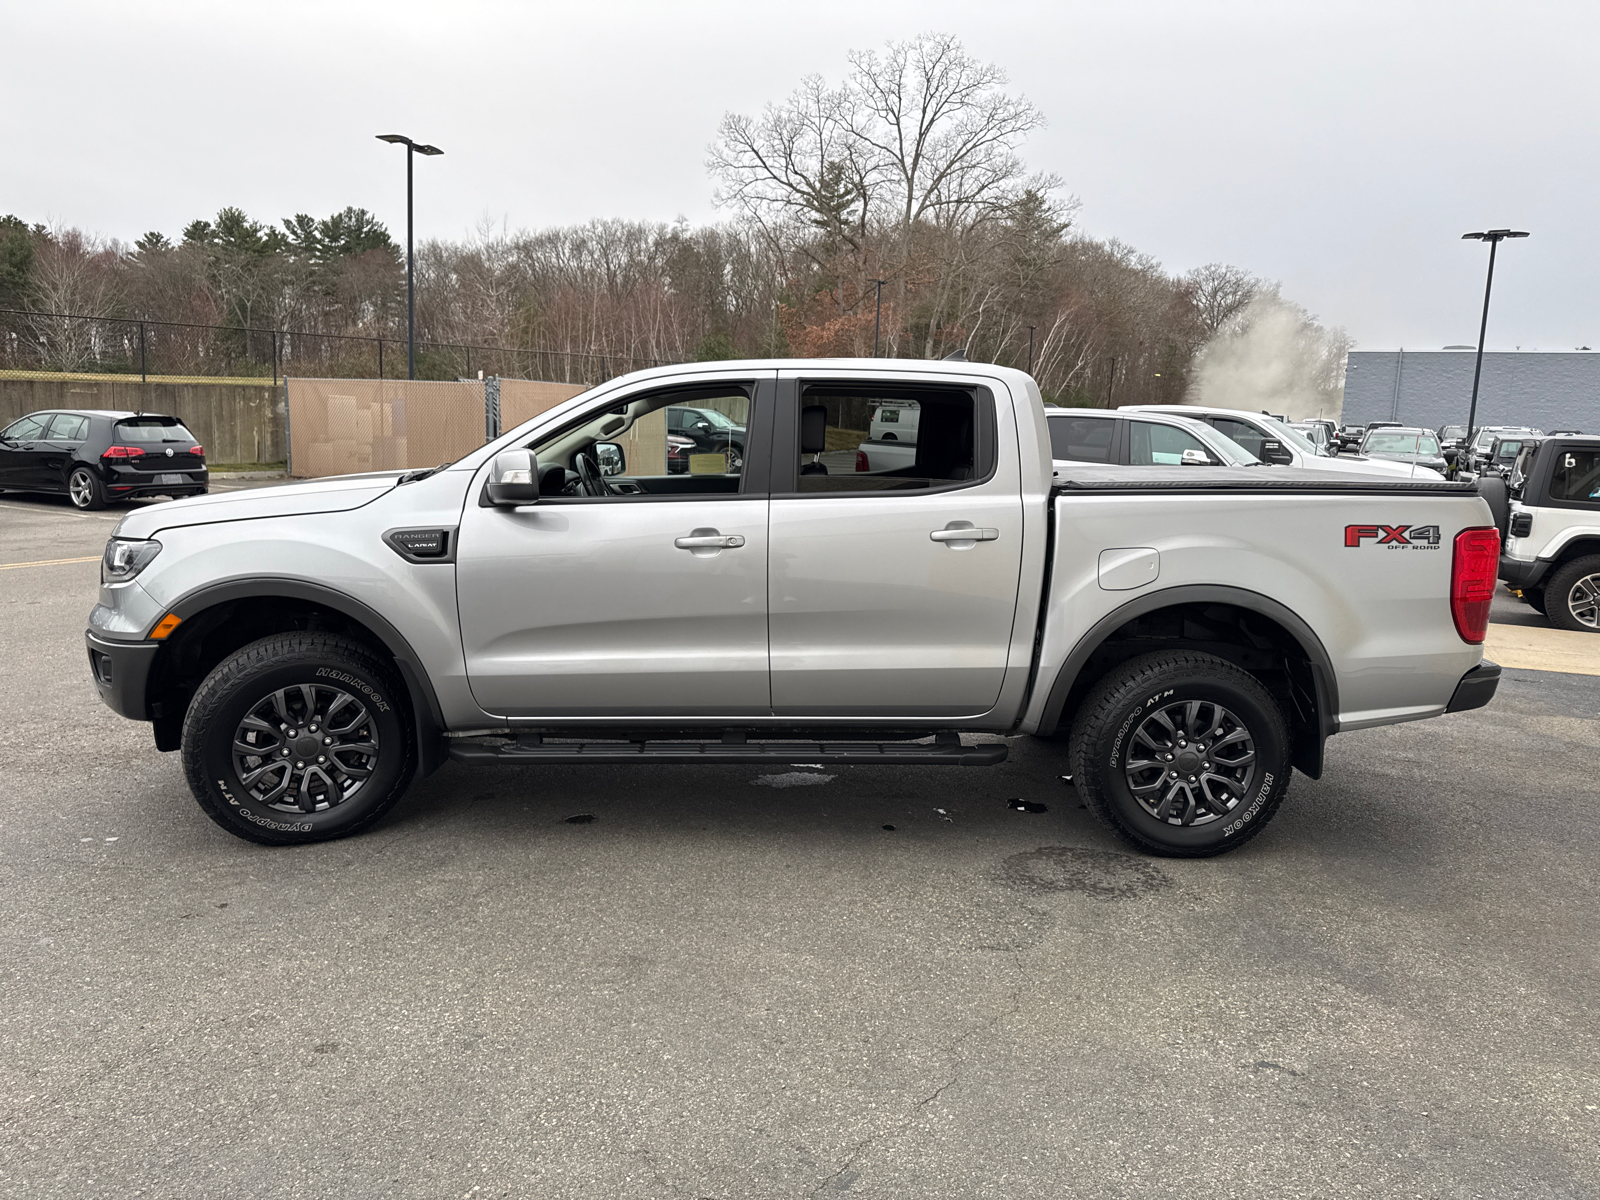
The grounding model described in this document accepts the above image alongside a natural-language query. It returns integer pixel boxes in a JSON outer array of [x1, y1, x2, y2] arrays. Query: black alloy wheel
[[1069, 651, 1293, 857], [182, 632, 415, 844], [230, 683, 382, 812], [1120, 698, 1258, 827]]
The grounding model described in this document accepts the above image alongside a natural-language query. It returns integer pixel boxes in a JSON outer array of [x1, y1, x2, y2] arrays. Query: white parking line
[[0, 500, 121, 519], [0, 555, 102, 571]]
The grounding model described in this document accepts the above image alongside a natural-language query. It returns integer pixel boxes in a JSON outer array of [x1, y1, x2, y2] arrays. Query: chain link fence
[[0, 308, 663, 387]]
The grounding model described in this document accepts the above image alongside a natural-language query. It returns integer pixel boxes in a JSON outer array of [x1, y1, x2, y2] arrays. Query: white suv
[[1046, 408, 1260, 469], [1127, 405, 1443, 479]]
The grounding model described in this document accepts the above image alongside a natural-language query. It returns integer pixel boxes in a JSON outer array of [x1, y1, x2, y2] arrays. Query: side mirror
[[1260, 439, 1294, 466], [1179, 448, 1214, 466], [594, 441, 625, 476], [486, 448, 540, 506]]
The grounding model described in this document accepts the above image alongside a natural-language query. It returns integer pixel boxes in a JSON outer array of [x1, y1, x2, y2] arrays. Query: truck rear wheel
[[1069, 652, 1292, 857], [1544, 555, 1600, 632], [181, 633, 416, 845]]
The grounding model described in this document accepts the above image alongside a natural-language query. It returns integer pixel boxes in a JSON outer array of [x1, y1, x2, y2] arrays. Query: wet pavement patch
[[997, 846, 1172, 900], [563, 814, 596, 824]]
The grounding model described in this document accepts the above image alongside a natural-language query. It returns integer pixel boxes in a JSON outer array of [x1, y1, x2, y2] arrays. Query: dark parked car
[[0, 409, 207, 510], [665, 404, 746, 473], [1357, 426, 1449, 476]]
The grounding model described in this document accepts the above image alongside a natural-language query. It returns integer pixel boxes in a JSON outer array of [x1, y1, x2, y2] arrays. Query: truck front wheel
[[1069, 652, 1292, 858], [181, 633, 416, 845]]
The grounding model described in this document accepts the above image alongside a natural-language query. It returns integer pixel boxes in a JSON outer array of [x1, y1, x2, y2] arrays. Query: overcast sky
[[6, 0, 1596, 350]]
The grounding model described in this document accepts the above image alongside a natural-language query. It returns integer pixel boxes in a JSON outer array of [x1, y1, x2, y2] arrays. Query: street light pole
[[1460, 228, 1529, 454], [870, 278, 888, 356], [377, 133, 444, 379]]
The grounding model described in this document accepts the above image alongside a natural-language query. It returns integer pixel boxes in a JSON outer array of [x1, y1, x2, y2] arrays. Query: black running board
[[448, 737, 1007, 767]]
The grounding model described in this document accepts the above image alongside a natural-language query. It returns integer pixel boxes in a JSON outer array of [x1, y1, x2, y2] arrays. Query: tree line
[[0, 33, 1348, 409]]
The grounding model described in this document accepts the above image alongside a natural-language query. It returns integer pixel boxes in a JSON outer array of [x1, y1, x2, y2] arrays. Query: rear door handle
[[675, 534, 745, 549], [930, 527, 999, 542]]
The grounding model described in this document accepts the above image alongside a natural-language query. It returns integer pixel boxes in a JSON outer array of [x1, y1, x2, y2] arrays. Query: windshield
[[1365, 431, 1440, 455], [1175, 417, 1259, 466], [114, 418, 198, 443], [1164, 419, 1260, 464], [1440, 426, 1467, 439], [1259, 415, 1320, 456]]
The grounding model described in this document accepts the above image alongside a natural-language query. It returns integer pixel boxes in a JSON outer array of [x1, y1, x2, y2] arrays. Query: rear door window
[[788, 383, 988, 493], [114, 419, 197, 443], [1549, 450, 1600, 507], [1047, 416, 1117, 463], [47, 414, 88, 441]]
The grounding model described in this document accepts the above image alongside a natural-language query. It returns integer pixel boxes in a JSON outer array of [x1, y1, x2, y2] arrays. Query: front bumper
[[1498, 554, 1552, 590], [86, 631, 157, 720], [1445, 660, 1501, 714]]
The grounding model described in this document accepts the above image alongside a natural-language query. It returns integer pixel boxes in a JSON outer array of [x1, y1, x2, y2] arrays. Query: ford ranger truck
[[86, 360, 1502, 857]]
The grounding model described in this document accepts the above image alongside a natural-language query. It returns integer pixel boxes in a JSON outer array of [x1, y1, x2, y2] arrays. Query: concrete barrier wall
[[0, 377, 285, 464]]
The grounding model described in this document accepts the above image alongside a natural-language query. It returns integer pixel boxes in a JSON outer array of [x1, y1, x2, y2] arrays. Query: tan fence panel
[[500, 379, 587, 431], [287, 378, 486, 477]]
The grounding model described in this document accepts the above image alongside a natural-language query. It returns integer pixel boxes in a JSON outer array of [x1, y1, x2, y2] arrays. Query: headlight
[[102, 538, 162, 583]]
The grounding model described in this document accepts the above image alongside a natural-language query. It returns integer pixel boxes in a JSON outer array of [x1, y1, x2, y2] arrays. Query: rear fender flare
[[1036, 584, 1340, 773]]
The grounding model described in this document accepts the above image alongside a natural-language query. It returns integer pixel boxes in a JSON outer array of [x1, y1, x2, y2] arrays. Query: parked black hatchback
[[0, 409, 208, 510]]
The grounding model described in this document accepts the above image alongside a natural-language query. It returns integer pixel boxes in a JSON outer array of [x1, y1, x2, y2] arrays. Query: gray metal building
[[1341, 349, 1599, 433]]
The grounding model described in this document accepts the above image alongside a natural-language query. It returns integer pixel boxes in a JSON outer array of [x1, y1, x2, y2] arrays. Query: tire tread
[[1069, 651, 1290, 858], [180, 632, 415, 845]]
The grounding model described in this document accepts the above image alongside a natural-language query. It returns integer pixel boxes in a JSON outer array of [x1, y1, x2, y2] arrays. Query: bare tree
[[1184, 262, 1263, 337], [28, 228, 124, 371]]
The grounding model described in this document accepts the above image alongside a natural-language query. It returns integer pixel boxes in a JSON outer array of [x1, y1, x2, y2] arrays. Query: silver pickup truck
[[86, 360, 1502, 857]]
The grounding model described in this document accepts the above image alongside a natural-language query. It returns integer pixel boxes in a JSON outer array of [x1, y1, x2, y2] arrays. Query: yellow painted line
[[0, 555, 101, 571], [1484, 622, 1600, 677]]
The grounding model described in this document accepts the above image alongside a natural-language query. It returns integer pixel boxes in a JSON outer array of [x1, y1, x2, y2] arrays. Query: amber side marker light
[[150, 613, 183, 640]]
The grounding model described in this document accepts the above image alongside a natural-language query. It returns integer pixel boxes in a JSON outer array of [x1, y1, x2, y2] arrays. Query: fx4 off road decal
[[1344, 524, 1441, 549]]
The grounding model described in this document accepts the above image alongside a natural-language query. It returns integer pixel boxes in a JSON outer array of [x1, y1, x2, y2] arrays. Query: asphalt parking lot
[[2, 488, 1598, 1199]]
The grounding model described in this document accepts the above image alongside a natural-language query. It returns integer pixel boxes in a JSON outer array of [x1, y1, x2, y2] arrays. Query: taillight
[[102, 446, 145, 461], [1450, 527, 1499, 644], [855, 450, 870, 472], [190, 444, 204, 458]]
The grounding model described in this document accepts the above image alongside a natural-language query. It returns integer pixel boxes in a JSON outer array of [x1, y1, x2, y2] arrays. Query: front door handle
[[930, 526, 999, 543], [675, 533, 745, 550]]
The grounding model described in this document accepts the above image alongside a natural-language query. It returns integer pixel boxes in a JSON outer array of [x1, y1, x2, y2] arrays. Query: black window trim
[[495, 375, 776, 506], [770, 378, 999, 498]]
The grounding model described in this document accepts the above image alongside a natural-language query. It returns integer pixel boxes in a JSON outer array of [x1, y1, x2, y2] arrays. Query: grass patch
[[824, 425, 867, 452]]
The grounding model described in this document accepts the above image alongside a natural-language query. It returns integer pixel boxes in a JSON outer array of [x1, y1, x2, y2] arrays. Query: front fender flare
[[159, 577, 449, 777]]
